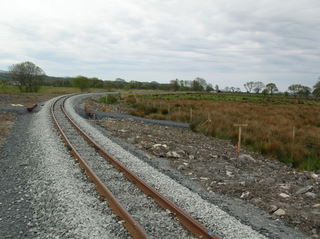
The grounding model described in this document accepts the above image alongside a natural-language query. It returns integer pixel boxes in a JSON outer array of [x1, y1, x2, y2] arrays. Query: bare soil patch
[[0, 93, 60, 145], [0, 93, 61, 106], [96, 117, 320, 238], [0, 113, 17, 146]]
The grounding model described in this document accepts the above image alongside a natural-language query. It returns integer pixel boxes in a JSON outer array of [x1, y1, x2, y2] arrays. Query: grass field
[[122, 93, 320, 170]]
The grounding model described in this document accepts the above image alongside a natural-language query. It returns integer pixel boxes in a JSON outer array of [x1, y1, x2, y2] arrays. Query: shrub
[[99, 94, 119, 104]]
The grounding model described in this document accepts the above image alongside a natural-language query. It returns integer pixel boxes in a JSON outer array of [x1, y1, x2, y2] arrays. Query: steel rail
[[51, 97, 148, 239], [61, 96, 219, 239]]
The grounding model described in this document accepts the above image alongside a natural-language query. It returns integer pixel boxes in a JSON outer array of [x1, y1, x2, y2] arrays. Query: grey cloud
[[0, 0, 319, 90]]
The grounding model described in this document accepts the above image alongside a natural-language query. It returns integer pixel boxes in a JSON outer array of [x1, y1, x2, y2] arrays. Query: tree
[[0, 79, 8, 87], [265, 83, 278, 94], [244, 81, 255, 93], [191, 79, 204, 91], [206, 83, 214, 92], [90, 77, 104, 88], [72, 76, 91, 91], [313, 80, 320, 97], [113, 78, 127, 88], [170, 79, 180, 91], [288, 84, 311, 97], [253, 81, 265, 93], [9, 61, 46, 92]]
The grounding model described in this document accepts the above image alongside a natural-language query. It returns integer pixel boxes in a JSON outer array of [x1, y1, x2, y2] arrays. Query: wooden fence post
[[233, 124, 248, 157]]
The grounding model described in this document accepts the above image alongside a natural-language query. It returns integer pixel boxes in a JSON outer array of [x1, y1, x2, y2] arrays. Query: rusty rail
[[51, 97, 148, 239], [60, 96, 218, 239]]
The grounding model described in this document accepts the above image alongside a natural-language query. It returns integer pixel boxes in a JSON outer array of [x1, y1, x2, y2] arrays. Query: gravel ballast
[[66, 94, 271, 239], [54, 97, 195, 238], [27, 97, 130, 239]]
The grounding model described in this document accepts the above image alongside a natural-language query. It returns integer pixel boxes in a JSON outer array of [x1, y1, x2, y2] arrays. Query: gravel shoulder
[[0, 112, 36, 238]]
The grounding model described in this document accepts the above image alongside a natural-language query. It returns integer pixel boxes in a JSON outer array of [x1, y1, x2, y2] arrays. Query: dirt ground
[[95, 113, 320, 238], [0, 93, 61, 145], [0, 113, 17, 146], [0, 93, 61, 106]]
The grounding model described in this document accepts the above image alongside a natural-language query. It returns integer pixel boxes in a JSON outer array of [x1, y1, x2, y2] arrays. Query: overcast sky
[[0, 0, 319, 90]]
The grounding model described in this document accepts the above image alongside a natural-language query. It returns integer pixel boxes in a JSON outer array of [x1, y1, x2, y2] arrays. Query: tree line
[[3, 61, 320, 97]]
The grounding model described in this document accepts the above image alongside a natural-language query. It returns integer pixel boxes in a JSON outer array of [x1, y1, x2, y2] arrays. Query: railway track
[[50, 95, 218, 239]]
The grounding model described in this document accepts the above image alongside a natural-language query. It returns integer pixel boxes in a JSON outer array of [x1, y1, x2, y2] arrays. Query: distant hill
[[0, 71, 10, 80]]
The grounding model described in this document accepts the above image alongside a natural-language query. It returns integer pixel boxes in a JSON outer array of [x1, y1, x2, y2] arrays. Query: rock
[[279, 184, 290, 190], [188, 155, 195, 160], [152, 144, 163, 148], [166, 151, 181, 158], [127, 137, 135, 144], [177, 149, 186, 155], [200, 177, 209, 181], [119, 129, 127, 133], [221, 155, 229, 160], [295, 185, 313, 195], [264, 178, 276, 184], [269, 205, 278, 213], [226, 171, 233, 177], [312, 203, 320, 208], [238, 154, 256, 162], [177, 165, 185, 170], [240, 191, 250, 198], [273, 208, 286, 216], [279, 193, 290, 198], [310, 173, 319, 180], [305, 192, 317, 199]]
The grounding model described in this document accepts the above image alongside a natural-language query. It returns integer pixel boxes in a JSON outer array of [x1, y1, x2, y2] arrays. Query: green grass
[[0, 85, 21, 94]]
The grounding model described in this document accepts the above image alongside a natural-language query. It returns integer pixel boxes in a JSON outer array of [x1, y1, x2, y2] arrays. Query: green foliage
[[265, 83, 279, 94], [99, 94, 119, 104], [288, 84, 311, 97], [9, 61, 45, 92], [72, 76, 91, 91], [313, 80, 320, 97]]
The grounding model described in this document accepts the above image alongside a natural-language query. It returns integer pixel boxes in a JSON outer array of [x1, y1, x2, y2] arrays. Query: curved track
[[50, 95, 218, 239]]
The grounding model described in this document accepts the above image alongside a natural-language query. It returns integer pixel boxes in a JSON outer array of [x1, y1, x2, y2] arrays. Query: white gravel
[[66, 94, 268, 239], [27, 97, 129, 239]]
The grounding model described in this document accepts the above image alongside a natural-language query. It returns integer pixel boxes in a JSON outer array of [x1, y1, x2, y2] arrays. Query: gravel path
[[0, 113, 34, 238], [66, 93, 271, 239]]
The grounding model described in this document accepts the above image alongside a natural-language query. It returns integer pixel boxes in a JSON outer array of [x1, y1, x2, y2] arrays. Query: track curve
[[50, 95, 218, 239]]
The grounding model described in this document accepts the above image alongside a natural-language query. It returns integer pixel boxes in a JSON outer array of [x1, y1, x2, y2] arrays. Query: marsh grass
[[128, 93, 320, 170]]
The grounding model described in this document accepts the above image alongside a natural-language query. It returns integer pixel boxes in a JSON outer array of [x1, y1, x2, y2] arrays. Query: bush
[[99, 94, 118, 104]]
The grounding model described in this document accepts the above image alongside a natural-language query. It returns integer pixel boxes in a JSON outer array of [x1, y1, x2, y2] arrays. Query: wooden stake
[[190, 108, 193, 123], [291, 126, 296, 159], [292, 126, 296, 144], [233, 124, 248, 157]]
